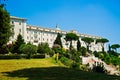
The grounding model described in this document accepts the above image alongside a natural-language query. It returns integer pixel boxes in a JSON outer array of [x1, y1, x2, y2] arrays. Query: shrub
[[31, 54, 45, 59], [91, 62, 106, 73], [80, 64, 89, 71], [0, 54, 21, 59], [19, 43, 37, 59], [37, 43, 51, 54], [60, 56, 71, 66], [70, 62, 80, 70]]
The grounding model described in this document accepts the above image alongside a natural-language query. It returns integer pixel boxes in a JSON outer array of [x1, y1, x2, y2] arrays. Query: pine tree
[[53, 33, 63, 48], [11, 34, 25, 54]]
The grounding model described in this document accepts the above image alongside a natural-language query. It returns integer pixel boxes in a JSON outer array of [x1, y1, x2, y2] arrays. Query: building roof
[[10, 16, 27, 21]]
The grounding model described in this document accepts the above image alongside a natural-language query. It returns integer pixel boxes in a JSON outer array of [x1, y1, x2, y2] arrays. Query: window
[[19, 29, 21, 32], [34, 31, 37, 39], [12, 21, 14, 24], [43, 38, 44, 41], [27, 36, 29, 39], [51, 39, 52, 42], [19, 22, 21, 25]]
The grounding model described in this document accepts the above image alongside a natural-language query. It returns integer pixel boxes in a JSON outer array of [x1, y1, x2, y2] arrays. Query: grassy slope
[[0, 58, 120, 80]]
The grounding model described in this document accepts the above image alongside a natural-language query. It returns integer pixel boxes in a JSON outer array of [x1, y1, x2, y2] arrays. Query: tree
[[77, 39, 81, 51], [81, 37, 94, 52], [19, 43, 37, 59], [0, 4, 12, 54], [96, 38, 109, 52], [11, 34, 25, 53], [53, 33, 62, 48], [111, 44, 120, 53], [37, 42, 51, 54], [65, 33, 79, 50]]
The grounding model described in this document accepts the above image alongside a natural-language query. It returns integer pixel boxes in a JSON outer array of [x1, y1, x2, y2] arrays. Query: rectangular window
[[19, 29, 21, 32], [12, 21, 14, 24], [27, 36, 29, 39], [19, 22, 21, 25]]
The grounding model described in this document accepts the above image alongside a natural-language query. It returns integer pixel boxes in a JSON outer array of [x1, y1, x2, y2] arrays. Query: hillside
[[0, 58, 120, 80]]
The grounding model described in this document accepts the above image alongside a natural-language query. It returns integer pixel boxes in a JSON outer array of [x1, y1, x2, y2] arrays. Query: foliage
[[0, 5, 11, 46], [19, 43, 37, 58], [52, 44, 62, 54], [54, 33, 63, 48], [11, 34, 25, 54], [70, 62, 80, 70], [69, 41, 73, 50], [65, 33, 79, 50], [111, 44, 120, 52], [92, 62, 106, 73], [80, 47, 87, 56], [65, 33, 79, 42], [77, 39, 81, 51], [96, 38, 109, 52], [0, 5, 12, 54], [60, 56, 71, 66], [0, 45, 9, 54], [31, 54, 45, 59], [81, 37, 94, 51], [104, 55, 111, 65], [37, 42, 51, 54], [110, 55, 120, 66]]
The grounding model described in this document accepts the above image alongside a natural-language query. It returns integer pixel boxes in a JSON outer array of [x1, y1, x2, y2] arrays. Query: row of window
[[27, 36, 53, 42], [27, 30, 57, 37], [11, 21, 22, 25]]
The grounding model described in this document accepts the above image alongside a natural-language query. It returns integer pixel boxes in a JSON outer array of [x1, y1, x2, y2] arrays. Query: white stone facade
[[9, 16, 103, 52]]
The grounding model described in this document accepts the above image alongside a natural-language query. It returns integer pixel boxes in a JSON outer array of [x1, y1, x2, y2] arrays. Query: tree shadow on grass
[[2, 67, 120, 80]]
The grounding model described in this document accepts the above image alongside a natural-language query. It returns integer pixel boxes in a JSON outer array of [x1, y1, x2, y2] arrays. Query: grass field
[[0, 58, 120, 80]]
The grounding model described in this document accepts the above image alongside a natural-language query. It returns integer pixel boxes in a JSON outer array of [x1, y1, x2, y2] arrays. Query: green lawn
[[0, 58, 120, 80]]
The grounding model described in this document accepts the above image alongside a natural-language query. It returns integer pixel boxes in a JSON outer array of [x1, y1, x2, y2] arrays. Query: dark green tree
[[111, 44, 120, 53], [77, 39, 81, 51], [37, 42, 51, 54], [65, 33, 79, 50], [0, 4, 12, 54], [54, 33, 62, 48], [11, 34, 25, 53], [19, 43, 37, 59], [96, 38, 109, 52], [81, 37, 94, 52]]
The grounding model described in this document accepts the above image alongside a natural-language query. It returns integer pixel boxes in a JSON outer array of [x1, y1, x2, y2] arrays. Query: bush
[[0, 54, 46, 59], [19, 43, 37, 59], [70, 62, 80, 70], [80, 64, 89, 71], [60, 56, 71, 66], [31, 54, 45, 59], [0, 54, 21, 59], [37, 43, 51, 54], [91, 62, 106, 73]]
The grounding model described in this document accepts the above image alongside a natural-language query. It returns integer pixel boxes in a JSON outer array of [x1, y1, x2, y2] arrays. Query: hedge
[[0, 54, 45, 59]]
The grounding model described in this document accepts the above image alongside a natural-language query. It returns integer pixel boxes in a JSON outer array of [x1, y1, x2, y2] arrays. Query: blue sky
[[6, 0, 120, 52]]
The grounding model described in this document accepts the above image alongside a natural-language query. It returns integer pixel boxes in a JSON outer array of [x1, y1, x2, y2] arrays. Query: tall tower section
[[9, 16, 27, 43]]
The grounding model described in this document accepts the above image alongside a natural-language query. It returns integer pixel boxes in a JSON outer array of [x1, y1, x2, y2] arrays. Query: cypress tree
[[77, 39, 81, 51], [54, 33, 63, 48]]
